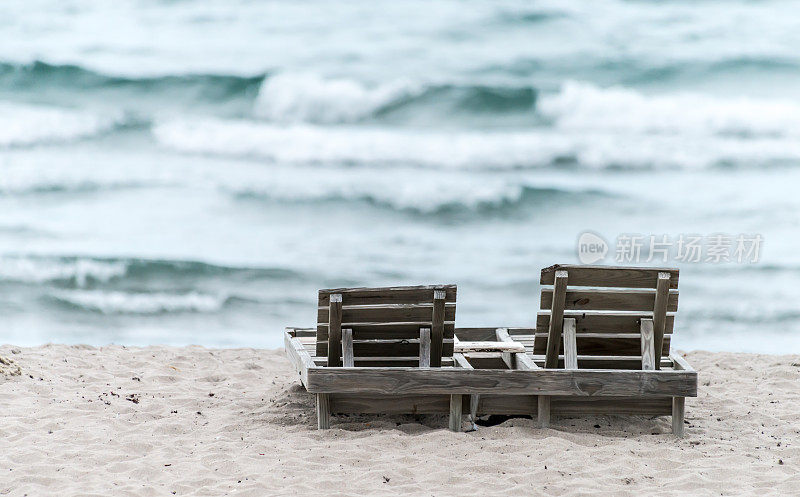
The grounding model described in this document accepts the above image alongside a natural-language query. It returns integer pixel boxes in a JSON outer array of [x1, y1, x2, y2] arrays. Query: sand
[[0, 345, 797, 496]]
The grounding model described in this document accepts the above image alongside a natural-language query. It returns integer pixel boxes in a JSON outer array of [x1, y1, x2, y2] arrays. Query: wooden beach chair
[[311, 285, 457, 428], [534, 264, 695, 436], [284, 275, 696, 435]]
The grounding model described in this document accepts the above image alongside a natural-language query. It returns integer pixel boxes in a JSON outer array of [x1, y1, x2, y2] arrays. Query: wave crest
[[0, 257, 127, 287], [0, 256, 303, 287], [50, 290, 225, 314], [255, 73, 421, 123], [153, 116, 800, 170], [541, 80, 800, 137], [0, 101, 125, 148]]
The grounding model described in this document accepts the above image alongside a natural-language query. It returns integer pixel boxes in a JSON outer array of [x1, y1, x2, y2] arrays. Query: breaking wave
[[0, 101, 127, 148], [153, 115, 800, 170], [49, 290, 227, 314], [0, 255, 304, 288], [231, 182, 607, 214]]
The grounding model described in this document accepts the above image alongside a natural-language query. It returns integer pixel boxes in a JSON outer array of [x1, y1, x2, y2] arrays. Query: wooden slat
[[316, 339, 453, 357], [452, 353, 472, 369], [553, 396, 673, 416], [653, 272, 671, 369], [419, 328, 431, 368], [316, 323, 455, 356], [640, 319, 655, 370], [341, 328, 354, 368], [327, 394, 672, 416], [563, 318, 578, 370], [283, 332, 315, 387], [455, 327, 536, 341], [536, 312, 675, 334], [670, 352, 695, 372], [306, 366, 698, 397], [533, 335, 670, 356], [287, 327, 316, 338], [327, 294, 342, 367], [541, 264, 679, 289], [515, 353, 539, 370], [329, 394, 450, 414], [540, 288, 678, 312], [318, 322, 455, 339], [454, 341, 526, 353], [431, 290, 446, 367], [545, 270, 568, 368], [479, 395, 672, 416], [317, 303, 456, 324], [314, 358, 456, 367], [319, 285, 456, 306], [531, 355, 673, 370]]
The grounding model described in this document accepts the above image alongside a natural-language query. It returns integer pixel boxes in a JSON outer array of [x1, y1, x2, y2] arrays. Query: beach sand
[[0, 345, 797, 496]]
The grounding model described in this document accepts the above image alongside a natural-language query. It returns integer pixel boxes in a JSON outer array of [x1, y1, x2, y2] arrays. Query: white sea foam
[[153, 79, 800, 170], [53, 290, 225, 314], [0, 102, 121, 147], [0, 257, 127, 287], [153, 114, 800, 170], [231, 172, 542, 213], [541, 80, 800, 137], [255, 73, 421, 123]]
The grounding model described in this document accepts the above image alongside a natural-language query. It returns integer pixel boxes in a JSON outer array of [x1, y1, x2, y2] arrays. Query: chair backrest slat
[[317, 285, 457, 366], [536, 265, 679, 369]]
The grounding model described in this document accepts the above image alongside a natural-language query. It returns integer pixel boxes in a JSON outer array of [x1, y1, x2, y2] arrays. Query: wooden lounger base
[[314, 393, 685, 433], [286, 328, 694, 436]]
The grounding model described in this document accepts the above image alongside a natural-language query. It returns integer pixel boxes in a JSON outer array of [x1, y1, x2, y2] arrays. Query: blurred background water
[[1, 0, 799, 352]]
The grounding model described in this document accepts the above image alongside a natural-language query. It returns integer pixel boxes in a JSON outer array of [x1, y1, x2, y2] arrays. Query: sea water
[[1, 0, 799, 352]]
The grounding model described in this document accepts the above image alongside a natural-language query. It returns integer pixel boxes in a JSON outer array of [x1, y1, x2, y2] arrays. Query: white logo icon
[[577, 231, 608, 264]]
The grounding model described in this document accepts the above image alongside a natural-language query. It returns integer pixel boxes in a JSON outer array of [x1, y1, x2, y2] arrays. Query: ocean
[[1, 0, 799, 352]]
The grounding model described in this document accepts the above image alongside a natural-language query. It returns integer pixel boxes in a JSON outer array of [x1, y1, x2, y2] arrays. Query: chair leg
[[672, 397, 685, 437], [449, 394, 462, 432], [317, 393, 331, 430], [538, 395, 550, 428]]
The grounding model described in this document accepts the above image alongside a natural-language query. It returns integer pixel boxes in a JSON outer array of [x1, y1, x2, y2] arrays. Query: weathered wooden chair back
[[535, 265, 679, 370], [316, 285, 457, 367]]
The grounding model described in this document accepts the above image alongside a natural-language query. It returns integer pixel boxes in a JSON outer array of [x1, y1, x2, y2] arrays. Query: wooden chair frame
[[284, 270, 697, 436]]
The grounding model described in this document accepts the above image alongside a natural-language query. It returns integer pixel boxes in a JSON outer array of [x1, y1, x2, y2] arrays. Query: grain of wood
[[545, 270, 568, 368], [305, 367, 698, 397], [672, 396, 685, 437], [316, 304, 457, 325], [535, 312, 675, 335], [449, 394, 462, 432], [540, 288, 679, 312], [563, 318, 578, 370], [541, 264, 679, 289], [419, 328, 431, 368], [670, 352, 695, 372], [341, 328, 354, 368], [452, 353, 472, 369], [538, 395, 550, 428], [325, 393, 673, 416], [327, 294, 343, 367], [431, 290, 446, 367], [640, 319, 655, 370], [454, 341, 525, 353], [283, 332, 314, 386], [318, 285, 457, 306], [316, 393, 331, 429], [653, 272, 671, 369]]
